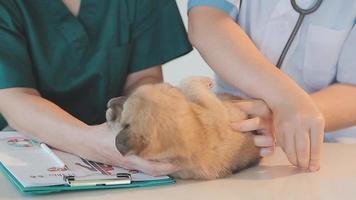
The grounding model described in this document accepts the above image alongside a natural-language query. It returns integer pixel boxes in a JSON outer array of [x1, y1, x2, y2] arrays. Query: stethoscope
[[239, 0, 324, 68]]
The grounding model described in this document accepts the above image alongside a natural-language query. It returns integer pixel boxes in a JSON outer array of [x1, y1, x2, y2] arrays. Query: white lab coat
[[188, 0, 356, 142]]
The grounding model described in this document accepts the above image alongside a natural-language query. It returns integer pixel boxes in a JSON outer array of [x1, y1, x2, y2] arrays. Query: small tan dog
[[106, 77, 261, 179]]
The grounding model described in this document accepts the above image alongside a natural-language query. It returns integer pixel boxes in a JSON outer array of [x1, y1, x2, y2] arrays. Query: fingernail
[[260, 148, 272, 157]]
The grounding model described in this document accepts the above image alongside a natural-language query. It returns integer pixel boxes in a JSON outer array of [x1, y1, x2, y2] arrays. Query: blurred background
[[162, 0, 213, 85]]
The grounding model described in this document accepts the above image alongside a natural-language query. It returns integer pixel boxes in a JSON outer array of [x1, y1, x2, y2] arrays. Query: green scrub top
[[0, 0, 192, 129]]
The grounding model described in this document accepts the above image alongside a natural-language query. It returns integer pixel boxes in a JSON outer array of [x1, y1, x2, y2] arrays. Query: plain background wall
[[162, 0, 214, 85]]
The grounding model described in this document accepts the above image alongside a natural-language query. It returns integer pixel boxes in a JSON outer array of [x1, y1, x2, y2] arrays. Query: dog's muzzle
[[115, 124, 131, 155]]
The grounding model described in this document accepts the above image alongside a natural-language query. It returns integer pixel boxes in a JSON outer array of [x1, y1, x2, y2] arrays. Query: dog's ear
[[107, 96, 127, 109], [106, 96, 127, 123], [115, 124, 132, 155]]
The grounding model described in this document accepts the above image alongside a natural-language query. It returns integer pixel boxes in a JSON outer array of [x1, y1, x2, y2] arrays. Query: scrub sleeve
[[0, 1, 36, 129], [188, 0, 239, 19]]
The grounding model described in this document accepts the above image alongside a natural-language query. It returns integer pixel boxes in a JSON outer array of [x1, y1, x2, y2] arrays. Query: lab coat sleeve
[[336, 25, 356, 85], [128, 0, 192, 73], [188, 0, 239, 19], [0, 1, 36, 89]]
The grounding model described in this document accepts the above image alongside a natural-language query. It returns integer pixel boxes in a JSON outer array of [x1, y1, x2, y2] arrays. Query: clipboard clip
[[63, 173, 131, 187]]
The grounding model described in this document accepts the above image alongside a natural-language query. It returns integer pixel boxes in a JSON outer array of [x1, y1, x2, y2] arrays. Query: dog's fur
[[106, 77, 261, 179]]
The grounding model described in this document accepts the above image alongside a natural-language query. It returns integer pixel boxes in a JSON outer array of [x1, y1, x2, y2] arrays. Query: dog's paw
[[106, 96, 127, 124], [180, 77, 214, 90]]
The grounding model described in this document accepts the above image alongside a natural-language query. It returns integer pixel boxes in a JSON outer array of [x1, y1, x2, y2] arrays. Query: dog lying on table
[[106, 77, 261, 180]]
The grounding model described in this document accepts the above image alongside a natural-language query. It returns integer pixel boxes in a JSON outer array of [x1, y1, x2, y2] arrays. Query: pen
[[40, 143, 66, 168]]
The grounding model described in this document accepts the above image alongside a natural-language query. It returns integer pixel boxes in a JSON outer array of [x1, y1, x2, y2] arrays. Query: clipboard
[[0, 131, 175, 194], [0, 163, 175, 194], [63, 173, 132, 186]]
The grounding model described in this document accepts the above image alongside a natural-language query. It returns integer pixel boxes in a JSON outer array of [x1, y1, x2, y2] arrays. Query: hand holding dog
[[231, 100, 276, 157], [232, 98, 324, 172], [81, 123, 179, 176]]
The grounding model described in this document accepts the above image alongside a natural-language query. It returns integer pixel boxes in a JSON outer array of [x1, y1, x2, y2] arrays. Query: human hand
[[80, 123, 179, 176], [231, 96, 325, 172], [231, 99, 276, 157], [270, 94, 325, 171]]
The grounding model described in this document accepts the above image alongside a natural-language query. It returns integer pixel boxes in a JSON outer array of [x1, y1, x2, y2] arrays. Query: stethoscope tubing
[[276, 0, 323, 68], [239, 0, 323, 68], [276, 14, 305, 68], [291, 0, 323, 15]]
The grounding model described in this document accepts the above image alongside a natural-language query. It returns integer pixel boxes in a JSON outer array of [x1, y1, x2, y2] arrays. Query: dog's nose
[[115, 127, 131, 155]]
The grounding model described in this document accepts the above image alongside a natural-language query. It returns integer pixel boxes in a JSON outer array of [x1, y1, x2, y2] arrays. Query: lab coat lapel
[[270, 0, 294, 20], [258, 0, 300, 67]]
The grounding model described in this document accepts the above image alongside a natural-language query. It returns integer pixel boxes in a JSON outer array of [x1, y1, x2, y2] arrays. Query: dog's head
[[108, 83, 192, 163]]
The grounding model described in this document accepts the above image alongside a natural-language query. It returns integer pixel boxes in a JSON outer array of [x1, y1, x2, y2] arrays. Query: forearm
[[311, 84, 356, 132], [0, 88, 91, 155], [188, 7, 310, 108], [123, 76, 162, 96], [123, 65, 163, 96]]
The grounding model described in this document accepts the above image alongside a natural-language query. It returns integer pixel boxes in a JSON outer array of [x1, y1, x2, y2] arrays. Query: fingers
[[232, 117, 267, 132], [309, 119, 324, 172], [126, 155, 180, 176], [276, 123, 322, 171], [254, 135, 275, 157], [260, 147, 274, 157], [232, 99, 273, 134], [283, 129, 298, 166], [234, 100, 271, 118], [295, 129, 310, 169], [274, 121, 284, 147], [254, 135, 274, 147]]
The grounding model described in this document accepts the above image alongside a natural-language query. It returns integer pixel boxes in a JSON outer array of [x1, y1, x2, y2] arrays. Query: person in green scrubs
[[0, 0, 192, 175]]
